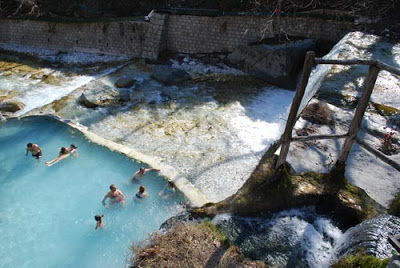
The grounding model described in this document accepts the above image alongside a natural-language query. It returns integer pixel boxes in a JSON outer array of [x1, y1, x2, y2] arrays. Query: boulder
[[78, 80, 119, 108], [151, 66, 191, 85], [0, 100, 25, 113], [228, 39, 316, 90], [118, 88, 131, 102], [78, 93, 99, 108], [115, 76, 136, 88]]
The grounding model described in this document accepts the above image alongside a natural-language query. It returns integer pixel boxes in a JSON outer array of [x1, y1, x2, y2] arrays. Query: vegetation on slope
[[130, 221, 267, 267], [192, 140, 384, 229], [389, 192, 400, 217], [331, 249, 390, 268]]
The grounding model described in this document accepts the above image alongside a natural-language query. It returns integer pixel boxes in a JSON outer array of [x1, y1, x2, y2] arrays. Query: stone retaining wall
[[0, 19, 146, 57], [166, 15, 352, 54], [0, 12, 354, 59]]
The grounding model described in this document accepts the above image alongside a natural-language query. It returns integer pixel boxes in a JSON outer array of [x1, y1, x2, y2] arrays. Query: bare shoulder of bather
[[130, 167, 160, 181]]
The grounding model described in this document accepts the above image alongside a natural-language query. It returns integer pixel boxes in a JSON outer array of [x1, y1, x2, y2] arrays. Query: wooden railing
[[276, 51, 400, 173]]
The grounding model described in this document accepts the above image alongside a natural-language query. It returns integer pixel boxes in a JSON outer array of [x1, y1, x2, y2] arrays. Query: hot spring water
[[0, 117, 184, 267]]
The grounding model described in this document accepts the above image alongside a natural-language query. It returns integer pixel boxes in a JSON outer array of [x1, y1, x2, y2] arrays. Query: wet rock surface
[[151, 66, 192, 85], [228, 39, 316, 89], [115, 76, 136, 88], [0, 100, 25, 113], [77, 80, 119, 108]]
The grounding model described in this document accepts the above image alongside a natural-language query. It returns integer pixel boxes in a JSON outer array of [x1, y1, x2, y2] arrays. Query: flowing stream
[[213, 208, 398, 267]]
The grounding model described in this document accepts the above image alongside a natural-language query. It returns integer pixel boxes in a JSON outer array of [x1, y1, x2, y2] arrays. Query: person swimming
[[45, 144, 78, 166], [130, 167, 160, 181], [95, 214, 104, 230], [159, 180, 176, 198], [102, 184, 125, 208], [26, 143, 43, 159], [135, 185, 147, 199]]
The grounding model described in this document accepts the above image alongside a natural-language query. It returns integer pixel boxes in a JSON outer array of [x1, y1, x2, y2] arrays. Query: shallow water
[[0, 117, 184, 268], [81, 79, 294, 202], [0, 52, 125, 116]]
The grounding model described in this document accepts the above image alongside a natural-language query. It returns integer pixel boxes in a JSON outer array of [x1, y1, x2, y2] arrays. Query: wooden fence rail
[[291, 134, 348, 142], [276, 51, 400, 175]]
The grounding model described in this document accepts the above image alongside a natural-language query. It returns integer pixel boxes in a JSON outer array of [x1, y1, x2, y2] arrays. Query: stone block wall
[[141, 13, 169, 59], [0, 13, 354, 59], [279, 16, 353, 42], [167, 15, 275, 54], [0, 19, 150, 57], [166, 14, 353, 54]]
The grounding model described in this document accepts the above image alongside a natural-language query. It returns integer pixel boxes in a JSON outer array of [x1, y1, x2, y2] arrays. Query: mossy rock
[[373, 102, 400, 116], [115, 76, 136, 88], [0, 90, 20, 102], [52, 94, 76, 112], [0, 100, 25, 113], [331, 249, 390, 268], [389, 193, 400, 217], [193, 155, 384, 228]]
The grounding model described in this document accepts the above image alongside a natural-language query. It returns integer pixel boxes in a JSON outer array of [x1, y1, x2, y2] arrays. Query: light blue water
[[0, 116, 184, 268]]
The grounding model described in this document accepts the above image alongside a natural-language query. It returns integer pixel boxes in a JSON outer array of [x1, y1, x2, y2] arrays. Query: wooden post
[[275, 51, 316, 169], [333, 65, 380, 173]]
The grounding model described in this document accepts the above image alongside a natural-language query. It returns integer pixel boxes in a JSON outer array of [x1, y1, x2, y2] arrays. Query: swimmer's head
[[95, 215, 101, 222], [110, 184, 117, 191], [139, 185, 146, 193], [139, 167, 145, 172], [27, 143, 32, 148], [70, 144, 77, 149], [60, 147, 68, 154]]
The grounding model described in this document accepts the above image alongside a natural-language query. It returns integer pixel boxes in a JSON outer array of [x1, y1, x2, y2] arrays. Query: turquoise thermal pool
[[0, 116, 184, 268]]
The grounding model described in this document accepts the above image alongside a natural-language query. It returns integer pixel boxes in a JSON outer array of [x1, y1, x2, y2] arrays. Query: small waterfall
[[212, 208, 399, 267], [212, 207, 343, 268], [334, 214, 400, 259]]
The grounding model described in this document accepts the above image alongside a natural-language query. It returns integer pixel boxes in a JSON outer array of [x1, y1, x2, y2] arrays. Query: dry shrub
[[130, 221, 267, 268], [301, 101, 333, 125]]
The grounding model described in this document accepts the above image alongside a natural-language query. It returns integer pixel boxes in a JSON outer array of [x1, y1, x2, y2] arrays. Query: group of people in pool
[[26, 142, 177, 230], [101, 167, 175, 205], [98, 168, 176, 229], [26, 142, 78, 166]]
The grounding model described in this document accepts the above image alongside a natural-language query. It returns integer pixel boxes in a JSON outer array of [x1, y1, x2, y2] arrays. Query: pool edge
[[19, 114, 211, 208]]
